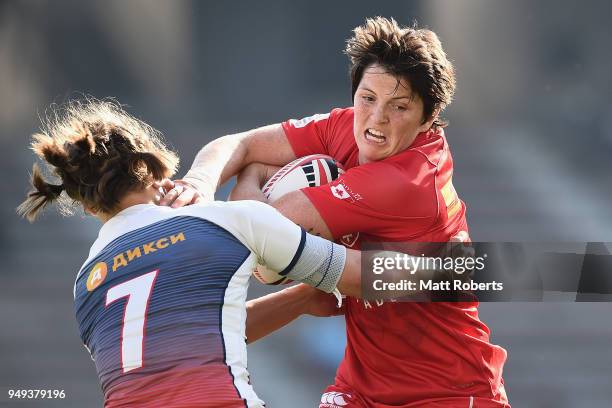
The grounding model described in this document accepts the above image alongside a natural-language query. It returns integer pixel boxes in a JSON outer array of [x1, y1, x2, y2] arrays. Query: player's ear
[[83, 205, 96, 216], [418, 108, 440, 133]]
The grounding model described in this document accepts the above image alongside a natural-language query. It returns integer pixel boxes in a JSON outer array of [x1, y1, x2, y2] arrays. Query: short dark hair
[[345, 17, 456, 128], [18, 98, 179, 221]]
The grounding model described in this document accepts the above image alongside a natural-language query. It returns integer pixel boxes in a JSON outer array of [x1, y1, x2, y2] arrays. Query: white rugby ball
[[262, 154, 344, 201], [254, 154, 344, 285]]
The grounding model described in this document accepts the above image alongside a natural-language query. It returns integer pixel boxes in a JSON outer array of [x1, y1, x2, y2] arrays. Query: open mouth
[[365, 128, 386, 144]]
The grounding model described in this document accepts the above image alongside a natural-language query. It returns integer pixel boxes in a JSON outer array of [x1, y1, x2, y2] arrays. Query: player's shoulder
[[402, 128, 448, 167], [326, 107, 357, 158], [330, 106, 353, 118], [286, 106, 352, 128], [177, 200, 278, 232], [179, 200, 272, 218], [327, 107, 354, 129]]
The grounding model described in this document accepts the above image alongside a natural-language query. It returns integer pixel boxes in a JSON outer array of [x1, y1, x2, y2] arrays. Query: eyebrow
[[360, 86, 414, 101]]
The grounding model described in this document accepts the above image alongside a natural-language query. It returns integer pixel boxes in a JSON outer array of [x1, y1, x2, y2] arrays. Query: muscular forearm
[[183, 133, 249, 196], [245, 285, 309, 344], [336, 248, 362, 298], [183, 124, 295, 198]]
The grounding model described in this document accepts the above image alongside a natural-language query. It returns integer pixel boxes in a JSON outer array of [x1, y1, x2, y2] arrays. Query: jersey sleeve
[[281, 108, 348, 158], [301, 156, 439, 240], [200, 200, 306, 272], [200, 200, 346, 293]]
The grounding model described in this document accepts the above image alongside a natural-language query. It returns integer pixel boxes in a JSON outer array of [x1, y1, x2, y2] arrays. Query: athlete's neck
[[95, 184, 163, 224]]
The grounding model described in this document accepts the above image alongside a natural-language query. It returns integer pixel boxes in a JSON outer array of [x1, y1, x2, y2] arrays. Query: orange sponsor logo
[[86, 262, 108, 292]]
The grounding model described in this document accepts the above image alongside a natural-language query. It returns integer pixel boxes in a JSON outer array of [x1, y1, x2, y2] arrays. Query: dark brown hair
[[345, 17, 456, 128], [17, 98, 179, 221]]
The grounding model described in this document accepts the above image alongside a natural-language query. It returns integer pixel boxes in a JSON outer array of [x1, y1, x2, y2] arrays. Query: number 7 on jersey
[[105, 270, 158, 373]]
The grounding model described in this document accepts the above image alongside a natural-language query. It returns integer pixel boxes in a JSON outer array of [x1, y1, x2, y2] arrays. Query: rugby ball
[[254, 154, 344, 285], [262, 154, 344, 201]]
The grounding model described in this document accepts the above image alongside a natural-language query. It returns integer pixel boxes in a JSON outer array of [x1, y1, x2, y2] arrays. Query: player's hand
[[229, 163, 282, 202], [296, 284, 345, 317], [156, 179, 210, 207], [440, 230, 476, 280], [445, 230, 475, 260]]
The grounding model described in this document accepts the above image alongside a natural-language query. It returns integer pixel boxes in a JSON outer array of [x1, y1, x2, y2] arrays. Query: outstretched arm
[[160, 124, 296, 206], [245, 284, 342, 344], [244, 224, 471, 343]]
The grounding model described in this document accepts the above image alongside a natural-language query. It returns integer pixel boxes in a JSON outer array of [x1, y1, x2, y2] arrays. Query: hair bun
[[66, 131, 96, 166]]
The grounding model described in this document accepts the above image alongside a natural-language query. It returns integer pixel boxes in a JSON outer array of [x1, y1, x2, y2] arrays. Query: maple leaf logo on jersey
[[331, 184, 350, 200]]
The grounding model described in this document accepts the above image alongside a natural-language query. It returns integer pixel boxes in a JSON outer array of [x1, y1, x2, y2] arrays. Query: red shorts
[[319, 384, 511, 408]]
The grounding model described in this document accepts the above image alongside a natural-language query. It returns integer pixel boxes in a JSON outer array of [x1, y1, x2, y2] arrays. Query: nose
[[371, 103, 389, 124]]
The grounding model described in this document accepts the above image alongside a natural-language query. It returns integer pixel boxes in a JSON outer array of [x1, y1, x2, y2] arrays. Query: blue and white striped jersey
[[73, 201, 305, 408]]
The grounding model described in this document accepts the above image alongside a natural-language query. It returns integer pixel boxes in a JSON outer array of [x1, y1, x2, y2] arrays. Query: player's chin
[[358, 145, 389, 164]]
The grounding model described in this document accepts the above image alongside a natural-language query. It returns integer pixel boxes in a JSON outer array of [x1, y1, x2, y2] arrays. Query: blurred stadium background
[[1, 1, 612, 406]]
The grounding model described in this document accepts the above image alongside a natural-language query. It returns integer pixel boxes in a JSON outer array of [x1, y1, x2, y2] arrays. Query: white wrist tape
[[280, 231, 346, 294], [182, 168, 214, 193]]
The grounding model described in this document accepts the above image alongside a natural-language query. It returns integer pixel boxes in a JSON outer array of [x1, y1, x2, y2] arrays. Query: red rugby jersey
[[282, 108, 509, 407]]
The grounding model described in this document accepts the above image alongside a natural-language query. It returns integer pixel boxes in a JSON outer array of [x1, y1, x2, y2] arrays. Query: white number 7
[[105, 270, 158, 373]]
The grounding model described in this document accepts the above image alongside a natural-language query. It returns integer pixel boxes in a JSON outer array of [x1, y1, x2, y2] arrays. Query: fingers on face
[[156, 178, 175, 191], [159, 184, 183, 206], [170, 189, 196, 208], [159, 181, 207, 207]]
